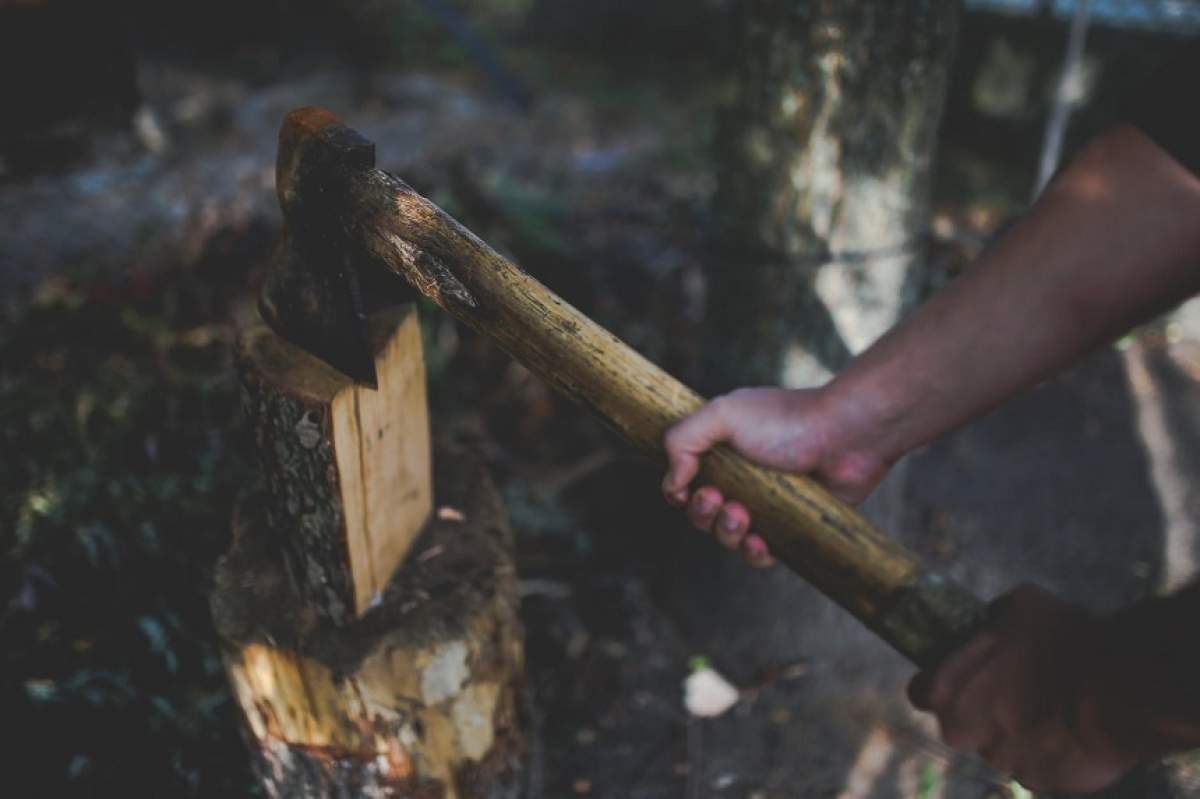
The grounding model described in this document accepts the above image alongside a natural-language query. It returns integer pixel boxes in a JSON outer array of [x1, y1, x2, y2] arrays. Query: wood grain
[[211, 454, 524, 798], [236, 304, 432, 623]]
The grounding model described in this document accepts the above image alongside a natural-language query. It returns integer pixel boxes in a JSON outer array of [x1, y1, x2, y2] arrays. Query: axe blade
[[260, 243, 379, 388], [259, 107, 412, 388]]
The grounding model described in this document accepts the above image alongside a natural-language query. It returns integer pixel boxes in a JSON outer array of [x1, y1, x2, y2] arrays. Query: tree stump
[[236, 304, 433, 624], [224, 302, 525, 796], [211, 452, 525, 798]]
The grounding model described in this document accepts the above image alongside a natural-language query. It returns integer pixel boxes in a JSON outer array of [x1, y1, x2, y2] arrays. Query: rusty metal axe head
[[259, 107, 414, 388]]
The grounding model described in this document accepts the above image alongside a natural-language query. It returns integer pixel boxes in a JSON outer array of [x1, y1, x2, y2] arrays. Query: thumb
[[662, 400, 732, 501]]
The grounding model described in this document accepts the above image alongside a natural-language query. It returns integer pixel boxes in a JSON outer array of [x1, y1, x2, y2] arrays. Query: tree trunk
[[707, 0, 959, 390], [672, 0, 960, 681], [211, 452, 525, 799]]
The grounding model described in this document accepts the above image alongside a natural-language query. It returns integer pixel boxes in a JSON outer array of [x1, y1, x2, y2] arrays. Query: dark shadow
[[902, 346, 1177, 798], [901, 346, 1166, 612], [517, 459, 694, 797]]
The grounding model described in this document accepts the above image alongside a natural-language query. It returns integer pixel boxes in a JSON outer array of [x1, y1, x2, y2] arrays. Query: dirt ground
[[4, 58, 1200, 799]]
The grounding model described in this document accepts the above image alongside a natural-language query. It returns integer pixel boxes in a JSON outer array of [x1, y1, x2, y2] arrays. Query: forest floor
[[3, 57, 1200, 799]]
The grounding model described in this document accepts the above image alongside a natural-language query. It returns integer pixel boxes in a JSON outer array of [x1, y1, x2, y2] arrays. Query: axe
[[259, 107, 987, 669]]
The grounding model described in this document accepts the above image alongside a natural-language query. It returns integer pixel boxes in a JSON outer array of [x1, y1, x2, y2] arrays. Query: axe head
[[259, 107, 414, 388]]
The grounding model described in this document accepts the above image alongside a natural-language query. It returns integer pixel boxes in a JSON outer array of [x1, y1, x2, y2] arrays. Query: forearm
[[828, 125, 1200, 463]]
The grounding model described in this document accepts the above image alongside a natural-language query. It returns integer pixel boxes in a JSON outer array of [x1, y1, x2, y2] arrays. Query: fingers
[[687, 486, 723, 533], [914, 629, 999, 712], [661, 475, 689, 508], [907, 630, 1001, 751], [713, 500, 749, 549], [662, 400, 732, 506], [906, 585, 1133, 794], [740, 533, 775, 568], [943, 656, 1004, 753], [663, 398, 776, 567], [684, 493, 774, 568]]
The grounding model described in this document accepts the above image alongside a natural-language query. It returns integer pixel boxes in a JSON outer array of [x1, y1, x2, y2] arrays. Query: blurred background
[[3, 0, 1200, 796]]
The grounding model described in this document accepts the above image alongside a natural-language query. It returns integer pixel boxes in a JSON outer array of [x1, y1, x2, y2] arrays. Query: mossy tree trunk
[[706, 0, 960, 390], [672, 0, 961, 680]]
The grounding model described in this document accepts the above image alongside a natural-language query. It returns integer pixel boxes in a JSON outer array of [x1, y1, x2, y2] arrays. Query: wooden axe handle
[[347, 164, 987, 667]]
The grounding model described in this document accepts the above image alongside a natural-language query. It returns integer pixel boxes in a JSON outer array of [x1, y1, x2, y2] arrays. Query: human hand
[[661, 386, 893, 567], [907, 584, 1138, 793]]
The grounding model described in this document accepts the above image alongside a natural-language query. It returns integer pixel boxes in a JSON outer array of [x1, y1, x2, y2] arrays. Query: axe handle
[[354, 172, 988, 668]]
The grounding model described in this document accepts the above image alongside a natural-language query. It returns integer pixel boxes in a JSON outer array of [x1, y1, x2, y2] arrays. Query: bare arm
[[836, 123, 1200, 463], [663, 123, 1200, 564], [849, 127, 1200, 791], [663, 123, 1200, 791]]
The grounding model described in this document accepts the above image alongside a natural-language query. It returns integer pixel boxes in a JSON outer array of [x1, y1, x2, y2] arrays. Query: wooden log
[[236, 304, 433, 625], [211, 452, 525, 798]]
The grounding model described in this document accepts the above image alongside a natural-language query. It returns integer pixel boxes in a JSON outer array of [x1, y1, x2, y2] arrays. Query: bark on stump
[[709, 0, 959, 389], [211, 454, 525, 798], [222, 304, 525, 796], [236, 304, 433, 624]]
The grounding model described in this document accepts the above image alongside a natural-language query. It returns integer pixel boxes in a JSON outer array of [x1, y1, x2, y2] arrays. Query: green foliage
[[366, 0, 534, 70], [917, 760, 943, 799], [0, 270, 256, 796], [1009, 781, 1034, 799]]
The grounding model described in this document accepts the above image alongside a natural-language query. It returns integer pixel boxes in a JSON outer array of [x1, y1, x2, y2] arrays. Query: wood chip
[[437, 506, 466, 522], [684, 667, 740, 718], [416, 544, 444, 563]]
